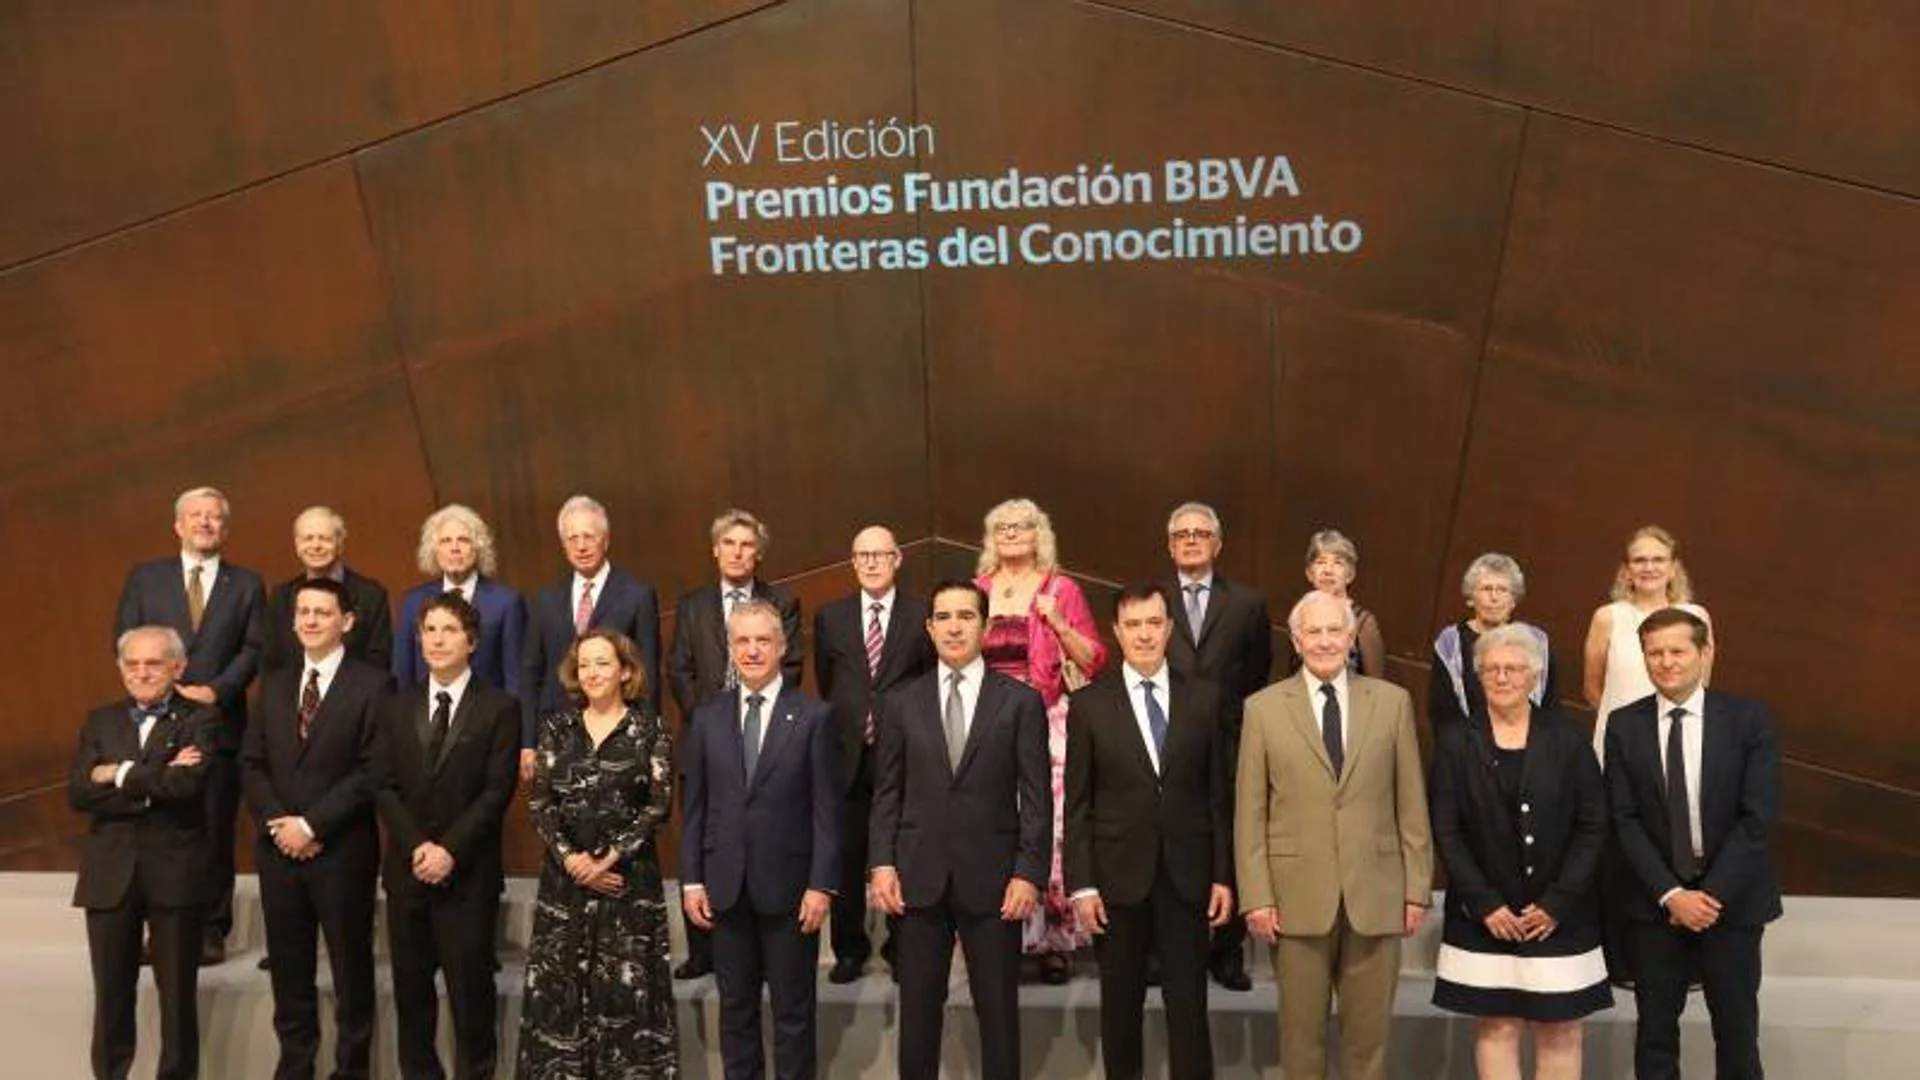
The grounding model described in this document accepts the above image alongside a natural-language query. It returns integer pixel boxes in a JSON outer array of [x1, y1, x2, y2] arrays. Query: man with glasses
[[812, 526, 936, 982], [1160, 501, 1273, 990]]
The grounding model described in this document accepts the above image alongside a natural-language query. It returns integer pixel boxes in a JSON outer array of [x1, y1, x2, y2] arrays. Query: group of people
[[69, 486, 1780, 1080]]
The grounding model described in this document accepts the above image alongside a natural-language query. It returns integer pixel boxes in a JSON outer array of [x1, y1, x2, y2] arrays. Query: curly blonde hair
[[975, 497, 1059, 575]]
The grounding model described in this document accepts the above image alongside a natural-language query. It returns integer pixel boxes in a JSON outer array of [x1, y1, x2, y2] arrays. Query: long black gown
[[517, 705, 678, 1079]]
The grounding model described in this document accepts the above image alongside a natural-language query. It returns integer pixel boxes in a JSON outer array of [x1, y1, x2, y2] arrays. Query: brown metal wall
[[2, 0, 1913, 892]]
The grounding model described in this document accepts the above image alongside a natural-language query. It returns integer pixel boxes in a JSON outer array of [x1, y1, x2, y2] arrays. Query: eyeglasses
[[1169, 529, 1216, 543], [851, 550, 897, 565], [1480, 663, 1533, 681], [992, 521, 1037, 536]]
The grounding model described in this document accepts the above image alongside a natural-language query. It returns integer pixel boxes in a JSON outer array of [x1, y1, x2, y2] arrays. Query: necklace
[[999, 569, 1035, 599]]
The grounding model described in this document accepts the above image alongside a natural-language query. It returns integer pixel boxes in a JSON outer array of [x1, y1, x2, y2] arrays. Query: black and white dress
[[1430, 708, 1613, 1021]]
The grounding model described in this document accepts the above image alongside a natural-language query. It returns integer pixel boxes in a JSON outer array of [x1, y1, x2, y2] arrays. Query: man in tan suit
[[1236, 590, 1433, 1080]]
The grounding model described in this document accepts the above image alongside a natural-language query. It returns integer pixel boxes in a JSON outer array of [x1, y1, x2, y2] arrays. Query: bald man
[[262, 506, 392, 676], [811, 526, 936, 982]]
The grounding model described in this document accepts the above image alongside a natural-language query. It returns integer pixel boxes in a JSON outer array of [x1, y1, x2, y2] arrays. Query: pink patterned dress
[[975, 571, 1109, 955]]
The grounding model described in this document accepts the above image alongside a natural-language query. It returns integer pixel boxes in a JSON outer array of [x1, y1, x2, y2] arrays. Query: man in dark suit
[[376, 592, 521, 1080], [521, 494, 660, 781], [241, 577, 389, 1080], [262, 506, 393, 676], [1606, 607, 1781, 1080], [392, 503, 527, 696], [71, 626, 217, 1080], [870, 580, 1050, 1080], [667, 507, 804, 978], [682, 599, 843, 1080], [113, 484, 266, 964], [1066, 583, 1234, 1080], [811, 524, 937, 982], [1160, 501, 1272, 991]]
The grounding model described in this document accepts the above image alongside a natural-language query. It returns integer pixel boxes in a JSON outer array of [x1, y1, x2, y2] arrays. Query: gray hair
[[117, 625, 187, 663], [1165, 501, 1223, 537], [556, 495, 610, 538], [292, 505, 348, 543], [1472, 622, 1546, 675], [415, 503, 499, 577], [1305, 529, 1359, 569], [1461, 552, 1526, 601], [173, 486, 230, 519], [726, 597, 786, 644], [1286, 590, 1357, 634], [710, 508, 771, 553]]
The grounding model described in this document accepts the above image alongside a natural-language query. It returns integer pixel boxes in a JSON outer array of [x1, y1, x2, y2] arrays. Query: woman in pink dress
[[974, 498, 1109, 983]]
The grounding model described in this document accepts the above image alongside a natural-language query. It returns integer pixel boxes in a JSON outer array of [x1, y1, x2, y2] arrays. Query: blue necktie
[[1141, 680, 1168, 766]]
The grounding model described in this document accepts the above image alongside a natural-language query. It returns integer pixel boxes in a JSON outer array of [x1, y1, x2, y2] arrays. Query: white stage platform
[[3, 873, 1915, 1078]]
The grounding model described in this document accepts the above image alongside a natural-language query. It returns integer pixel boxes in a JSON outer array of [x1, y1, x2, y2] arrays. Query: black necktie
[[427, 690, 452, 766], [1320, 683, 1345, 776], [1666, 707, 1699, 880]]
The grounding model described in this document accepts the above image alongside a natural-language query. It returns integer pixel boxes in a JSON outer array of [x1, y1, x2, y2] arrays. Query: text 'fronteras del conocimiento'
[[697, 118, 1366, 278]]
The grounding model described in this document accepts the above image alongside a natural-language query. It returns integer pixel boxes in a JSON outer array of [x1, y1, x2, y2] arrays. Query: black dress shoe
[[673, 956, 713, 979], [827, 957, 865, 984], [1209, 955, 1252, 992], [199, 938, 227, 967], [256, 954, 272, 971]]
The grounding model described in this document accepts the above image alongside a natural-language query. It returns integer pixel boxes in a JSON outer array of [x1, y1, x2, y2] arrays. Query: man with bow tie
[[241, 577, 390, 1080], [680, 599, 841, 1080], [71, 625, 216, 1080], [113, 485, 265, 965]]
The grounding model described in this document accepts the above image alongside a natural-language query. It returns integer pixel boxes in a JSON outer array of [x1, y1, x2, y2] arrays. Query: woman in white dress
[[1580, 525, 1712, 764]]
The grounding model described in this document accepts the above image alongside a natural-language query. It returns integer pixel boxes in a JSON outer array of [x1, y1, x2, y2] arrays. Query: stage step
[[3, 874, 1915, 1078]]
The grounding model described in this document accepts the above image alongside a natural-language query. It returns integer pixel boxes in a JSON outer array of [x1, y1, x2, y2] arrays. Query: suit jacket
[[667, 579, 803, 717], [1604, 691, 1783, 927], [813, 591, 938, 789], [522, 566, 661, 742], [261, 568, 393, 676], [240, 657, 390, 874], [1235, 672, 1434, 936], [1063, 668, 1232, 906], [869, 668, 1051, 914], [392, 577, 527, 695], [1430, 707, 1606, 929], [681, 684, 843, 914], [114, 556, 265, 746], [374, 678, 521, 899], [69, 699, 218, 910], [1163, 571, 1273, 740]]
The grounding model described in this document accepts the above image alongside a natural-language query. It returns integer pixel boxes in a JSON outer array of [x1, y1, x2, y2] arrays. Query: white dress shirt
[[573, 563, 611, 622], [181, 552, 222, 598], [428, 667, 474, 736], [1125, 661, 1171, 775], [1657, 687, 1707, 860], [1303, 667, 1351, 754]]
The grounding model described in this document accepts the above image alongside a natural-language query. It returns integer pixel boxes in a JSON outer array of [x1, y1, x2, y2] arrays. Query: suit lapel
[[1285, 679, 1337, 780], [954, 674, 1001, 781], [877, 600, 914, 683], [431, 686, 482, 774], [1338, 679, 1382, 790], [1697, 696, 1731, 849], [1194, 577, 1229, 647], [1119, 678, 1159, 778], [748, 688, 801, 796]]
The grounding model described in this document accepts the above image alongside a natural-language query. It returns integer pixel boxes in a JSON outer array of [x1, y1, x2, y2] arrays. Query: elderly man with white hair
[[114, 485, 265, 965], [392, 503, 527, 696]]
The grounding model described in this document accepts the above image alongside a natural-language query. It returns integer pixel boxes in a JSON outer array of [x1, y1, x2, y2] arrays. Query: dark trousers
[[712, 901, 821, 1080], [86, 893, 204, 1080], [829, 747, 894, 967], [258, 849, 377, 1080], [203, 750, 240, 940], [1631, 920, 1765, 1080], [387, 887, 501, 1080], [1096, 865, 1214, 1080], [896, 890, 1022, 1080]]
